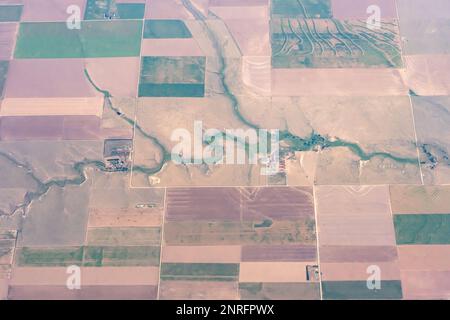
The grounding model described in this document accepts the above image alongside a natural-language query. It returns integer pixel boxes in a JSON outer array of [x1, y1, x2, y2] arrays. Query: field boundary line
[[156, 187, 167, 300], [312, 185, 324, 300]]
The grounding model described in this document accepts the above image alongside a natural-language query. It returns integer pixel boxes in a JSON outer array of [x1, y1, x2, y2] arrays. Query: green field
[[87, 227, 161, 246], [271, 19, 403, 68], [0, 5, 23, 22], [0, 61, 8, 98], [83, 246, 160, 266], [14, 21, 142, 58], [84, 0, 145, 20], [271, 0, 332, 18], [322, 281, 403, 300], [160, 263, 239, 281], [16, 247, 84, 267], [394, 214, 450, 245], [116, 3, 145, 19], [139, 56, 206, 97], [143, 20, 192, 38]]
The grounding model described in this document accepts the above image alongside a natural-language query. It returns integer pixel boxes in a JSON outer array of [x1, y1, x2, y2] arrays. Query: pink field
[[210, 6, 268, 20], [398, 245, 450, 270], [242, 187, 314, 221], [5, 59, 100, 98], [85, 58, 140, 97], [209, 0, 268, 5], [315, 185, 396, 246], [0, 23, 18, 60], [145, 0, 193, 19], [331, 0, 396, 19], [239, 262, 312, 282], [320, 245, 398, 263], [401, 270, 450, 299], [141, 39, 203, 57], [404, 55, 450, 96], [162, 245, 241, 263], [321, 262, 400, 281], [21, 0, 86, 21], [272, 69, 408, 96], [11, 267, 159, 286]]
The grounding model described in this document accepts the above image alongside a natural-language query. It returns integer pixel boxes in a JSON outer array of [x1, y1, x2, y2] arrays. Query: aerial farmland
[[0, 0, 449, 303]]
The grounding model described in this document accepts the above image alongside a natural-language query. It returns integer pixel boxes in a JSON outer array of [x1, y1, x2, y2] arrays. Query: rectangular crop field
[[14, 21, 142, 58], [394, 214, 450, 245], [138, 56, 206, 97], [160, 263, 240, 281]]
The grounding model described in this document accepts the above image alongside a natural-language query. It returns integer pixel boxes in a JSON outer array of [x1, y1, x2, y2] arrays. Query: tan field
[[390, 185, 450, 214], [239, 262, 314, 283], [10, 267, 160, 286], [162, 245, 241, 263], [0, 98, 104, 117], [315, 185, 397, 246], [403, 55, 450, 96], [272, 68, 408, 96], [320, 262, 400, 281], [141, 39, 204, 57]]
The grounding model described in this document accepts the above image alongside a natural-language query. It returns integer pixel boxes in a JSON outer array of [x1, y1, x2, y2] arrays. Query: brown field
[[85, 58, 140, 97], [0, 279, 8, 300], [88, 208, 162, 228], [5, 59, 100, 98], [239, 262, 314, 283], [88, 172, 164, 227], [10, 267, 159, 286], [320, 262, 400, 281], [320, 246, 398, 263], [141, 39, 204, 57], [315, 185, 396, 246], [390, 185, 450, 214], [272, 68, 408, 96], [397, 246, 450, 270], [164, 219, 316, 246], [166, 187, 241, 221], [242, 187, 314, 220], [0, 115, 102, 141], [8, 285, 158, 300], [162, 246, 241, 263], [159, 280, 239, 300], [241, 245, 316, 262], [401, 270, 450, 300]]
